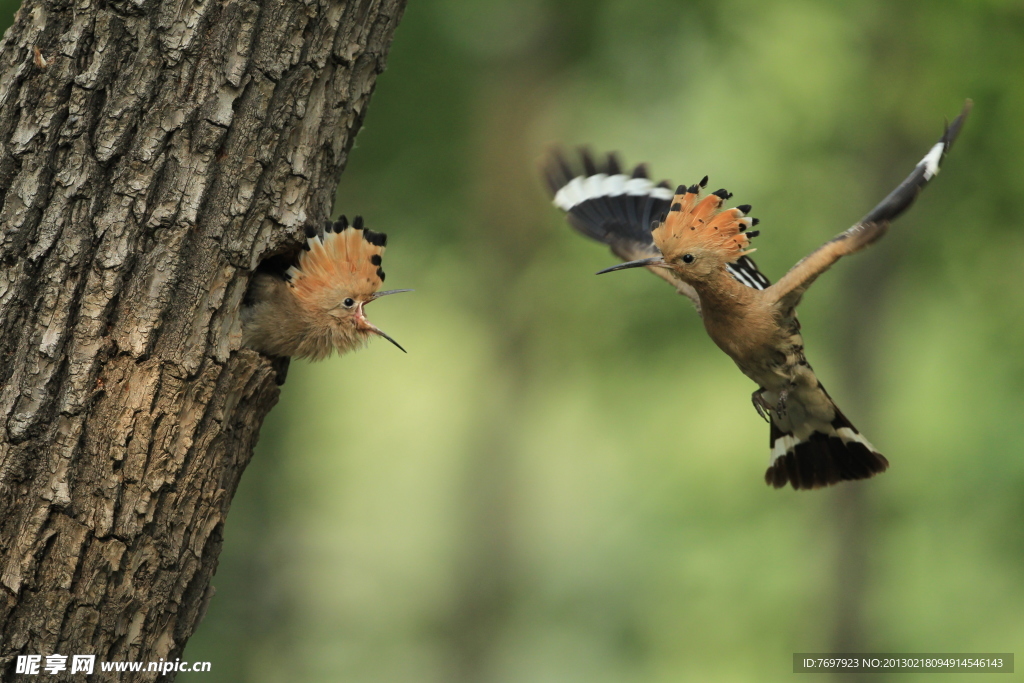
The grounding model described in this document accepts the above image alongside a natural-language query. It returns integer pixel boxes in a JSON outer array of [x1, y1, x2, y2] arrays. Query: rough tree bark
[[0, 0, 405, 678]]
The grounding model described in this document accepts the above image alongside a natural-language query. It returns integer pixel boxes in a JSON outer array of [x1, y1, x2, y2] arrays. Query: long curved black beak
[[368, 288, 414, 301], [596, 257, 667, 275], [368, 325, 407, 353]]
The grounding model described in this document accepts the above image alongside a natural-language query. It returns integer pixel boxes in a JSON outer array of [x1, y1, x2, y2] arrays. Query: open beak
[[364, 322, 407, 353], [357, 290, 413, 353], [596, 256, 667, 275]]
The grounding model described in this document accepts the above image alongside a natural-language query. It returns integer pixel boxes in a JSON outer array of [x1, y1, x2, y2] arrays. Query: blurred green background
[[5, 0, 1024, 681]]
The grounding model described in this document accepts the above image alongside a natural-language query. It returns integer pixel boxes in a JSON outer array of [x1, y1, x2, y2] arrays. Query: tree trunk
[[0, 0, 405, 678], [828, 131, 913, 682]]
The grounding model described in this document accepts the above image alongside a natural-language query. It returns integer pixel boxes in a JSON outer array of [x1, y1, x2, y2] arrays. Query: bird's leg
[[776, 387, 790, 418], [751, 389, 772, 423]]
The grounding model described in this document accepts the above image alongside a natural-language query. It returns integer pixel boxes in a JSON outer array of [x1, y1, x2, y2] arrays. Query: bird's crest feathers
[[286, 216, 388, 304], [652, 183, 758, 262]]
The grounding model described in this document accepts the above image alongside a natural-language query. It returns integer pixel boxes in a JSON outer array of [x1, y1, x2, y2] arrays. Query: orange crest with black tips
[[286, 216, 388, 304], [652, 182, 758, 262]]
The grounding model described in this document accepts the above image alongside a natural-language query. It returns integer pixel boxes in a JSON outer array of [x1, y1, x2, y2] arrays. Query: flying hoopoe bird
[[242, 216, 410, 360], [544, 102, 970, 490]]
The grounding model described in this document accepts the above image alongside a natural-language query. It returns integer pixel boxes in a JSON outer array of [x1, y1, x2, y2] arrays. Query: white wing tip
[[920, 141, 945, 181]]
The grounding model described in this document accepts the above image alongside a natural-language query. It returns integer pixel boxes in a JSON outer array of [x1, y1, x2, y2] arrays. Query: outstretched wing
[[768, 100, 972, 313], [543, 149, 772, 312]]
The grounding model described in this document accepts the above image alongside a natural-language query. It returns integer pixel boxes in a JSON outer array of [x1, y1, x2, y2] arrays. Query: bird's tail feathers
[[765, 400, 888, 490]]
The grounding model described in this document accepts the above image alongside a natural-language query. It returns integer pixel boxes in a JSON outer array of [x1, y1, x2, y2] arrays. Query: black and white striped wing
[[544, 149, 771, 311], [727, 255, 771, 290]]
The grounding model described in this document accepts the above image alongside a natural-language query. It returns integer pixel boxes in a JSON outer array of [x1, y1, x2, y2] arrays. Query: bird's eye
[[682, 254, 695, 264], [343, 298, 355, 308]]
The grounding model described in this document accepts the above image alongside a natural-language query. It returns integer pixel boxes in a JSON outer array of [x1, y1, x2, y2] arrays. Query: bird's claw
[[751, 390, 771, 423], [752, 388, 789, 422]]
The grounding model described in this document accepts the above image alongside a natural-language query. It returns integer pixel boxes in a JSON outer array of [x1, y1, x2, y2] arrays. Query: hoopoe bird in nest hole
[[544, 101, 971, 490], [242, 216, 411, 361]]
